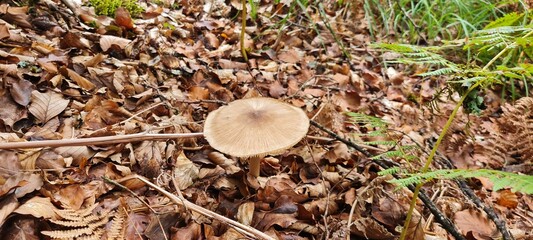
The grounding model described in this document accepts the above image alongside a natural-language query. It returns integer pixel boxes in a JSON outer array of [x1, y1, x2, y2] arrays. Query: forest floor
[[0, 0, 531, 239]]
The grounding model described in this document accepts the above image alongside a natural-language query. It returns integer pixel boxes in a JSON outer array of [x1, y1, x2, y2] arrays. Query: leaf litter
[[0, 0, 530, 239]]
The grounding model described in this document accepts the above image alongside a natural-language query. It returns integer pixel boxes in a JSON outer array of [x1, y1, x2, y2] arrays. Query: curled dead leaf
[[173, 151, 199, 190], [237, 202, 255, 226], [100, 35, 132, 52]]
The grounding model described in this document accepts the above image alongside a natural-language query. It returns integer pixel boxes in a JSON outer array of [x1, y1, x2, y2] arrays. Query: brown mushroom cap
[[204, 97, 309, 158]]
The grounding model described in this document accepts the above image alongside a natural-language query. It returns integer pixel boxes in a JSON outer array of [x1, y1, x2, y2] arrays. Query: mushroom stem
[[249, 157, 261, 177]]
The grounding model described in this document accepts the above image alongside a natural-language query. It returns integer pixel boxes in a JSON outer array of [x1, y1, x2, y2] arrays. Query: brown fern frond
[[42, 204, 113, 240], [480, 97, 533, 173], [41, 227, 93, 238], [108, 209, 126, 240], [77, 228, 105, 240], [54, 204, 99, 220]]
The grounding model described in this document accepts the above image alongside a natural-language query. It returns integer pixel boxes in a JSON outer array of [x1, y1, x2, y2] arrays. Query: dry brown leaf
[[278, 49, 304, 64], [54, 146, 93, 167], [171, 222, 202, 240], [115, 7, 134, 29], [0, 23, 10, 39], [0, 194, 19, 226], [59, 32, 90, 49], [63, 67, 96, 90], [255, 212, 298, 231], [454, 209, 499, 239], [18, 149, 40, 171], [237, 202, 255, 226], [218, 228, 246, 240], [10, 79, 33, 106], [0, 88, 27, 128], [14, 196, 58, 219], [213, 69, 236, 84], [0, 5, 32, 28], [0, 173, 43, 198], [188, 86, 210, 100], [0, 63, 18, 77], [0, 150, 21, 180], [53, 184, 85, 210], [100, 35, 132, 52], [28, 90, 69, 123], [173, 151, 199, 190], [135, 141, 165, 178], [350, 217, 395, 239], [495, 189, 518, 209]]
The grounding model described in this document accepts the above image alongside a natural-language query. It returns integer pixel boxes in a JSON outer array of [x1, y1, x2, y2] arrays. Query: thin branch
[[117, 174, 275, 240], [0, 132, 204, 149], [0, 132, 331, 149]]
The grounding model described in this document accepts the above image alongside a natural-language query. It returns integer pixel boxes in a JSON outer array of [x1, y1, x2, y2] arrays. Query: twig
[[118, 174, 275, 240], [0, 132, 331, 150], [0, 132, 204, 149], [310, 120, 466, 240]]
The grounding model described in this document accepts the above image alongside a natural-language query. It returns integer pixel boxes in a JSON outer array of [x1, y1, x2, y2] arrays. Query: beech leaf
[[14, 196, 58, 219], [29, 90, 69, 123]]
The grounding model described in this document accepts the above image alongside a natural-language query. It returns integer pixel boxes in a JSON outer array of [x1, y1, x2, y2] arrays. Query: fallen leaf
[[53, 184, 85, 210], [0, 150, 21, 180], [115, 7, 134, 29], [171, 221, 202, 240], [0, 173, 43, 198], [237, 202, 255, 225], [14, 196, 58, 219], [495, 189, 518, 209], [9, 79, 32, 106], [454, 209, 498, 240], [0, 88, 27, 128], [100, 35, 132, 52], [62, 67, 96, 90], [28, 90, 69, 123], [173, 151, 199, 190], [0, 194, 19, 226]]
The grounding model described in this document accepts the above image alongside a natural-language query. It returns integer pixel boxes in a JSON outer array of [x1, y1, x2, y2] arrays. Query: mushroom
[[203, 97, 309, 177]]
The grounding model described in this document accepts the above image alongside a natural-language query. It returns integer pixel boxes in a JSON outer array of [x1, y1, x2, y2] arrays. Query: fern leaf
[[390, 169, 533, 194], [42, 227, 93, 238], [484, 12, 523, 29], [378, 167, 401, 176]]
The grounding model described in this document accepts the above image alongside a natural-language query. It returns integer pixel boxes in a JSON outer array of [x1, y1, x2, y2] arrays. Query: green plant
[[364, 0, 516, 43], [347, 112, 419, 162], [372, 10, 533, 240], [388, 169, 533, 194], [89, 0, 144, 17]]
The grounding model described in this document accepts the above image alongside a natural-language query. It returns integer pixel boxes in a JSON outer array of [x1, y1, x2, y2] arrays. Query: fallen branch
[[114, 174, 275, 240], [0, 132, 204, 149], [0, 132, 332, 149]]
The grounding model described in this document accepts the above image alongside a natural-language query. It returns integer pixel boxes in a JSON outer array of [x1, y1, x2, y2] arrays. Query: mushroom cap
[[204, 97, 310, 158]]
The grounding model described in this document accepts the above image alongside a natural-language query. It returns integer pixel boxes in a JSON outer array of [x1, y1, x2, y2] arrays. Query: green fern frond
[[484, 12, 524, 29], [346, 112, 388, 126], [371, 150, 406, 159], [378, 166, 402, 176], [418, 67, 458, 77], [390, 169, 533, 194], [364, 140, 397, 146]]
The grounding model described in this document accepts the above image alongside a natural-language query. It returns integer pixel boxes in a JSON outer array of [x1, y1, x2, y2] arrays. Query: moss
[[89, 0, 144, 17]]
